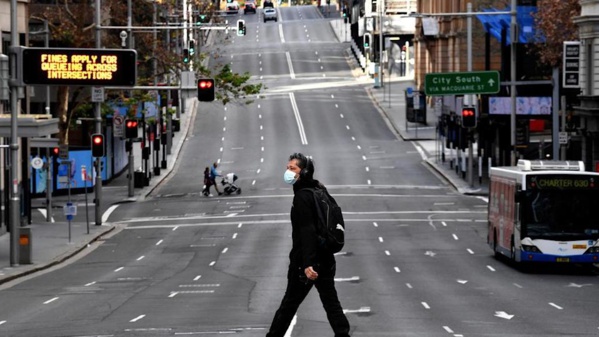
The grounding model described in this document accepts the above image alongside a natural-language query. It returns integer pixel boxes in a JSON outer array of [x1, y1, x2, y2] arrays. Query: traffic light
[[364, 33, 371, 50], [183, 48, 190, 63], [125, 119, 138, 139], [189, 40, 196, 56], [91, 133, 105, 157], [196, 14, 207, 25], [197, 78, 215, 102], [342, 8, 347, 17], [461, 107, 477, 128], [237, 20, 246, 37], [51, 147, 59, 157]]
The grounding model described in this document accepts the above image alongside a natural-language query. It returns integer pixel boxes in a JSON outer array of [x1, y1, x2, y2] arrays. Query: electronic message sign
[[527, 175, 599, 190], [21, 48, 137, 86]]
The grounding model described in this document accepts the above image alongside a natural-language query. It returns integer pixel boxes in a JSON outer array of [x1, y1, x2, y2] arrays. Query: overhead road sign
[[425, 71, 500, 96], [20, 47, 137, 86]]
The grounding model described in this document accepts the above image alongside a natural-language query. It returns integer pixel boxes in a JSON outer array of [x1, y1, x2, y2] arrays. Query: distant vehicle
[[263, 8, 277, 22], [263, 0, 274, 8], [488, 160, 599, 264], [244, 1, 256, 14], [227, 1, 240, 14]]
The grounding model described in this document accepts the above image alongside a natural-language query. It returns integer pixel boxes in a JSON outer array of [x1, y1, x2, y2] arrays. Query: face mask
[[283, 169, 298, 185]]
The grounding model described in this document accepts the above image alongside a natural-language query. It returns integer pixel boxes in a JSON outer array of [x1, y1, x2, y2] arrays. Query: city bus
[[488, 160, 599, 263]]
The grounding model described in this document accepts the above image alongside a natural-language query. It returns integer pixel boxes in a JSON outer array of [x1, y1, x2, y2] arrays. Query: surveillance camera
[[120, 31, 128, 39]]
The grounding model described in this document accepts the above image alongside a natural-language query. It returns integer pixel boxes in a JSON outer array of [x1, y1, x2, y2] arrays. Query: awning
[[476, 6, 539, 45]]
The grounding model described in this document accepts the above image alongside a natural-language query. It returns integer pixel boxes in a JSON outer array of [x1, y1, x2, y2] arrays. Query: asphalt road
[[1, 6, 599, 337]]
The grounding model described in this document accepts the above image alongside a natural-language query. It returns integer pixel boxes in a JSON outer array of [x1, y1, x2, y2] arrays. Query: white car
[[263, 8, 277, 22], [227, 1, 240, 14]]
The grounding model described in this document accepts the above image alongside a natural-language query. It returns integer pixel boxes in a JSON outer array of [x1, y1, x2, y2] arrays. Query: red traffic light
[[461, 107, 477, 128], [126, 120, 138, 128], [91, 133, 105, 157], [92, 135, 103, 145], [52, 147, 59, 156], [462, 108, 475, 117], [198, 80, 213, 89]]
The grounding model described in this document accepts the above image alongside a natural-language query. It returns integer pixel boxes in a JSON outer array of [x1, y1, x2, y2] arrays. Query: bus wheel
[[493, 231, 500, 258]]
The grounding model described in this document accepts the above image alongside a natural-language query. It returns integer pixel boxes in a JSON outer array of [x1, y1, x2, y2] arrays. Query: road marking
[[222, 247, 228, 254], [238, 223, 243, 228], [373, 222, 378, 227], [365, 166, 369, 172], [346, 125, 350, 130], [232, 233, 238, 239], [285, 52, 294, 78], [343, 306, 370, 314], [406, 283, 413, 289], [441, 221, 448, 227], [487, 265, 496, 272], [136, 256, 145, 261], [394, 267, 400, 273], [0, 320, 5, 325], [193, 275, 202, 281], [156, 240, 163, 246], [280, 315, 297, 337], [452, 234, 459, 240], [169, 292, 179, 298], [289, 93, 307, 145], [209, 261, 216, 267], [421, 302, 430, 309], [173, 226, 179, 231], [102, 204, 120, 223], [130, 315, 146, 323], [335, 276, 360, 282], [44, 297, 59, 304], [384, 250, 390, 256], [457, 280, 468, 284], [179, 284, 220, 288], [378, 237, 384, 243], [549, 302, 563, 310], [115, 267, 124, 272], [85, 281, 96, 286], [443, 326, 454, 333], [467, 248, 474, 254], [495, 311, 515, 320]]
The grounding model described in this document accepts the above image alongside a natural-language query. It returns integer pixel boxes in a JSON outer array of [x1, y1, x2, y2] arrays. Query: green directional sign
[[425, 71, 500, 96]]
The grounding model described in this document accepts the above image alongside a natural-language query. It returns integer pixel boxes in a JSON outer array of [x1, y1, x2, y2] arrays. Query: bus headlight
[[584, 247, 599, 254], [522, 245, 542, 253]]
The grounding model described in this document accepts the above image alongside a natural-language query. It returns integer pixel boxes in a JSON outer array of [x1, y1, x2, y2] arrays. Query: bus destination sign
[[527, 175, 598, 190], [21, 48, 137, 86]]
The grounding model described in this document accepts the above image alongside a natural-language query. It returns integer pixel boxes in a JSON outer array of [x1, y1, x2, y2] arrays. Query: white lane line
[[367, 180, 372, 185], [232, 233, 238, 239], [384, 250, 391, 256], [443, 326, 454, 333], [441, 221, 448, 227], [222, 247, 228, 254], [513, 283, 523, 288], [362, 155, 367, 160], [130, 315, 146, 323], [373, 222, 378, 227], [421, 302, 430, 309], [284, 315, 297, 337], [102, 204, 120, 223], [238, 223, 243, 228], [285, 52, 295, 79], [44, 297, 59, 304], [549, 302, 563, 310], [365, 167, 369, 172], [378, 237, 384, 243], [193, 275, 202, 281], [452, 234, 459, 240], [173, 226, 179, 231], [209, 261, 216, 266], [343, 307, 371, 314], [0, 320, 6, 325], [413, 144, 427, 160], [434, 202, 454, 206], [136, 256, 145, 261], [156, 239, 163, 246], [334, 276, 360, 282], [289, 93, 307, 145], [85, 281, 96, 287], [487, 265, 496, 272], [467, 248, 474, 254], [115, 267, 124, 272], [406, 283, 413, 289], [169, 292, 179, 298], [394, 267, 400, 273]]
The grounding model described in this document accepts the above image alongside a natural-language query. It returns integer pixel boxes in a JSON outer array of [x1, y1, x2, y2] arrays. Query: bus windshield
[[522, 189, 599, 240]]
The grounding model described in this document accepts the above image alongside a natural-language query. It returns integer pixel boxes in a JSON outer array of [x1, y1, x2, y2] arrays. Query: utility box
[[19, 227, 32, 264]]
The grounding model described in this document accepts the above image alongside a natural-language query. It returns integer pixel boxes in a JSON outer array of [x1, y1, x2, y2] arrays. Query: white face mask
[[283, 169, 298, 185]]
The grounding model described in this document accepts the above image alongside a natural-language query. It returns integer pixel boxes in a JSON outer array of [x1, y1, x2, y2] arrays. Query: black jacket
[[289, 178, 334, 271]]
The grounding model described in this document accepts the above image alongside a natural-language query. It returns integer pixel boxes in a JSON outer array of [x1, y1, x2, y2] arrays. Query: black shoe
[[218, 192, 223, 196]]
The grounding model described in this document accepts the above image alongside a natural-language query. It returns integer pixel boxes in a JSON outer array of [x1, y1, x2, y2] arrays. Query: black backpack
[[304, 187, 345, 253]]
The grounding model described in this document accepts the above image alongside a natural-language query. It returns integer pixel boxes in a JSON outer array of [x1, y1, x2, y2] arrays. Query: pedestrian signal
[[461, 107, 477, 128], [183, 48, 190, 63], [125, 119, 138, 139], [197, 78, 215, 102], [189, 40, 196, 56], [364, 33, 371, 50], [91, 134, 105, 157], [237, 20, 246, 36]]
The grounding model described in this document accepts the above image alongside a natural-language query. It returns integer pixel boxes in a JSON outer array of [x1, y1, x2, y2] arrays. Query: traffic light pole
[[8, 0, 20, 266], [466, 2, 473, 187], [94, 0, 103, 225]]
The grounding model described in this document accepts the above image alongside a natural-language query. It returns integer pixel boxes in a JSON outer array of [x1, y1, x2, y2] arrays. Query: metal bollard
[[19, 227, 32, 264]]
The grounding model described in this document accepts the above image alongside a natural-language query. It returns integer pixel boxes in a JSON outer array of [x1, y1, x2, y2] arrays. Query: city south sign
[[425, 71, 500, 96]]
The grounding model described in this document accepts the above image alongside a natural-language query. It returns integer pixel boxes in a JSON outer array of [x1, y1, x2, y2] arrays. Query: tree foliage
[[532, 0, 580, 67]]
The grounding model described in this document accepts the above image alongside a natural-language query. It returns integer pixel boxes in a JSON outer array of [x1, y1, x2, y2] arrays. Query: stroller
[[221, 173, 242, 195]]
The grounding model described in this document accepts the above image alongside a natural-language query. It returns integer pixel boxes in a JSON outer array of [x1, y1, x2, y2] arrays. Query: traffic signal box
[[183, 48, 190, 63], [198, 78, 215, 102], [237, 20, 246, 36], [125, 119, 139, 139], [189, 40, 196, 56], [461, 107, 477, 128], [91, 133, 105, 157], [364, 33, 371, 51]]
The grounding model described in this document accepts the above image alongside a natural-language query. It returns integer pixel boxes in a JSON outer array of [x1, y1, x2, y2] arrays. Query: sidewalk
[[0, 98, 197, 285]]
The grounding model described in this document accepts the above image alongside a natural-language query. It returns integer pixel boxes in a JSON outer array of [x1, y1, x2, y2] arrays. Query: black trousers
[[266, 264, 350, 337]]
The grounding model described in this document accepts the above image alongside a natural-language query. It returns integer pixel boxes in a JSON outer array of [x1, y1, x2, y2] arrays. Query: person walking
[[210, 162, 223, 196], [202, 167, 213, 196], [266, 152, 350, 337]]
